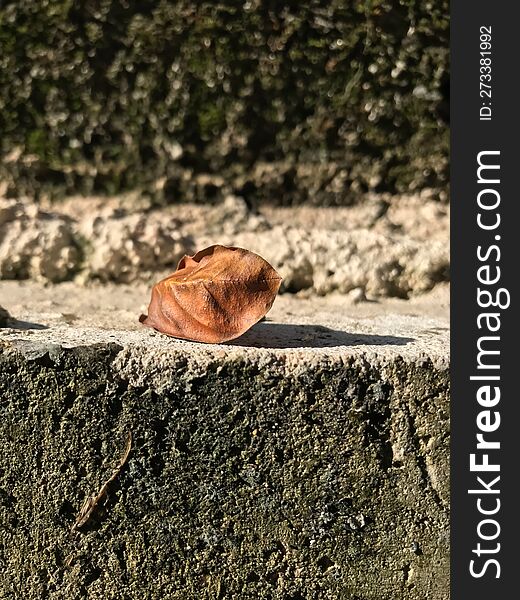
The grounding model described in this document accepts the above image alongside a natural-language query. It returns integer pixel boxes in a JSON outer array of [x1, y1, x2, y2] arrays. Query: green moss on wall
[[0, 1, 449, 204]]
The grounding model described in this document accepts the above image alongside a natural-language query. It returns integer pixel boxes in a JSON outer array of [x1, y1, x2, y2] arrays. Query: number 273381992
[[479, 26, 492, 121]]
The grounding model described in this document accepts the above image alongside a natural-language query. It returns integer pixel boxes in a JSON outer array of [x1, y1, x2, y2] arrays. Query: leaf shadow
[[231, 322, 414, 349], [4, 318, 49, 331]]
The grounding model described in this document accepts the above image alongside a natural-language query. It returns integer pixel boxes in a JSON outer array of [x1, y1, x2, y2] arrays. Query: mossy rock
[[0, 330, 449, 598], [0, 1, 449, 204]]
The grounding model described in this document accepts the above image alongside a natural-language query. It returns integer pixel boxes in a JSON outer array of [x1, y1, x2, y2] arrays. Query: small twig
[[71, 432, 132, 533]]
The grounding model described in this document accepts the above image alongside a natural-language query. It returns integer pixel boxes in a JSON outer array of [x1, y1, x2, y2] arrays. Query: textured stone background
[[0, 195, 449, 294], [0, 0, 449, 203]]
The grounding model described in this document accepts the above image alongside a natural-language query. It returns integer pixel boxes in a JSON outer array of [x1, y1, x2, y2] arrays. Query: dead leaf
[[71, 432, 132, 533], [139, 245, 282, 343]]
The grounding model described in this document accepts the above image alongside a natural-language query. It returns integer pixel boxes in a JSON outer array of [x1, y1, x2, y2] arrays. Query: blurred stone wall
[[0, 0, 449, 205]]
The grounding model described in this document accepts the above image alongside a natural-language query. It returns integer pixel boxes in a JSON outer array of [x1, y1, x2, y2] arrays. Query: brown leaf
[[71, 432, 132, 533], [139, 245, 282, 343]]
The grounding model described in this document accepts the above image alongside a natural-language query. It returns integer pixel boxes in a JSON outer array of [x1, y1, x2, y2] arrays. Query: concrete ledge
[[0, 289, 449, 599]]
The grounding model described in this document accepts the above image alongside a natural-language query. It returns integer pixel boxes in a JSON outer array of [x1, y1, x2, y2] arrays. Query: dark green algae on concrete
[[0, 1, 449, 203], [0, 337, 449, 599]]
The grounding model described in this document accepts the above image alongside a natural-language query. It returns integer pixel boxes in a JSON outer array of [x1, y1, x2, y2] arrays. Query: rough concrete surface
[[0, 282, 449, 599], [0, 196, 449, 298]]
